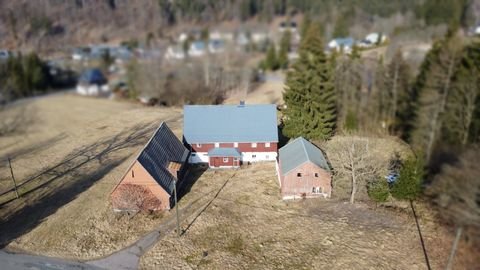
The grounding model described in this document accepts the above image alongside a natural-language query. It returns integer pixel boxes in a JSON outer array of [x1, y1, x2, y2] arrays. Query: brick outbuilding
[[277, 137, 332, 200], [110, 122, 189, 211]]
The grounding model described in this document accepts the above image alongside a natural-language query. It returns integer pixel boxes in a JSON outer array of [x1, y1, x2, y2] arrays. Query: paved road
[[0, 250, 102, 270]]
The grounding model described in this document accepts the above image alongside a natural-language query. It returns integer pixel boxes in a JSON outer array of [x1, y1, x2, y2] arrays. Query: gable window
[[251, 142, 257, 148], [265, 142, 271, 147], [223, 157, 229, 162], [315, 173, 319, 177], [196, 143, 202, 148], [215, 143, 220, 148], [234, 142, 238, 147], [297, 172, 302, 177]]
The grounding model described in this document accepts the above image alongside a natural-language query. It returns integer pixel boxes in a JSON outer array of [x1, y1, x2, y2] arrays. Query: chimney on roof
[[239, 100, 245, 107]]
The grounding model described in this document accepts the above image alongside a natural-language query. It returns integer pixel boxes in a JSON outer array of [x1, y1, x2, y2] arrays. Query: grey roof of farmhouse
[[137, 122, 189, 195], [183, 104, 278, 143], [279, 137, 330, 175], [208, 147, 241, 157]]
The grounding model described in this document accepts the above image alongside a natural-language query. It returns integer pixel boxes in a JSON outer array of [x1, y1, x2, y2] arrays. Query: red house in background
[[183, 103, 279, 168]]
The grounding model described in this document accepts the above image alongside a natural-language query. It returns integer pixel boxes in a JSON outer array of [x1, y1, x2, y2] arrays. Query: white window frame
[[223, 157, 229, 162], [215, 142, 220, 148], [234, 142, 238, 147], [265, 142, 271, 147], [251, 142, 257, 148], [196, 143, 202, 148]]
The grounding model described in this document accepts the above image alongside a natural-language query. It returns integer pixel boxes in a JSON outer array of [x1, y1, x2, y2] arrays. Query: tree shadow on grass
[[0, 122, 158, 248]]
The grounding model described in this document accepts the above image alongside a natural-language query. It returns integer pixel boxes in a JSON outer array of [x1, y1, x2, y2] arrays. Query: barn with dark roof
[[278, 137, 332, 200], [110, 122, 189, 211]]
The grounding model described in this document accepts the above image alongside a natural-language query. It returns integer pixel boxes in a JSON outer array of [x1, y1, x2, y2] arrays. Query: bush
[[391, 156, 424, 201], [367, 178, 390, 203]]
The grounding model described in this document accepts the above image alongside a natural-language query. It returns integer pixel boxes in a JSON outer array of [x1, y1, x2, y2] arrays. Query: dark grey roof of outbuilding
[[279, 137, 330, 175], [183, 104, 278, 143], [136, 122, 189, 195]]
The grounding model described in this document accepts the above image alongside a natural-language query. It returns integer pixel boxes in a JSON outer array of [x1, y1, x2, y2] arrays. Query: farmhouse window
[[234, 142, 238, 147], [265, 142, 271, 147], [252, 142, 257, 148], [297, 172, 302, 177], [215, 143, 220, 148], [223, 157, 229, 162], [196, 143, 202, 148], [315, 173, 319, 177]]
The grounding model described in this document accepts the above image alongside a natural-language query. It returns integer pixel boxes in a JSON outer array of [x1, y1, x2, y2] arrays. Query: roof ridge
[[299, 137, 310, 162]]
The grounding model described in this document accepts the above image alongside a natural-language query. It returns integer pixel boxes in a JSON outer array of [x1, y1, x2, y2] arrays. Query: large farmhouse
[[110, 122, 189, 211], [278, 137, 332, 200], [183, 103, 279, 168]]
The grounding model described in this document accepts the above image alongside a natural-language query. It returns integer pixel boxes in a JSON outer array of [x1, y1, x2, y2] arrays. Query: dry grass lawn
[[0, 94, 477, 269], [0, 94, 183, 259], [140, 163, 478, 270]]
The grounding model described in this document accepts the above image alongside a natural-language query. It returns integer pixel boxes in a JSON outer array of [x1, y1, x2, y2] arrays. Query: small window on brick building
[[223, 157, 229, 162], [215, 143, 220, 148], [297, 172, 302, 177], [315, 173, 319, 177], [265, 142, 271, 147], [131, 170, 134, 178], [196, 143, 202, 148], [234, 142, 238, 147], [252, 142, 257, 148]]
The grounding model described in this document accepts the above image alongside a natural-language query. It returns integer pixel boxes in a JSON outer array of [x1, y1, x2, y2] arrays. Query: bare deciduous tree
[[112, 184, 161, 212], [327, 137, 385, 203]]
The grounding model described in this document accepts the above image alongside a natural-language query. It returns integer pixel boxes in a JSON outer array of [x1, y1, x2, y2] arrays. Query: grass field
[[0, 94, 183, 259], [0, 94, 477, 269]]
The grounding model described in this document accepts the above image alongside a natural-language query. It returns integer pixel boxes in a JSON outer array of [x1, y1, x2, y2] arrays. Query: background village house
[[277, 137, 332, 200], [110, 122, 189, 212]]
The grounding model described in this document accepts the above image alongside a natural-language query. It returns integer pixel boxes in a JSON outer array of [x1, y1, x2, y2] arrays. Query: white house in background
[[165, 45, 186, 60], [178, 32, 189, 43], [251, 31, 269, 44], [328, 37, 355, 53], [279, 21, 297, 33], [208, 39, 225, 54], [365, 32, 387, 45], [188, 41, 206, 57], [209, 30, 234, 42]]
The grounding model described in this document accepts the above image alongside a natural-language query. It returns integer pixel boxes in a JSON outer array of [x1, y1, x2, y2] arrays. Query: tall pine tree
[[283, 23, 336, 140]]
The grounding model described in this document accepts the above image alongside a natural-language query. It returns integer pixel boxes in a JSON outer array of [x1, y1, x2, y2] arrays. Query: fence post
[[8, 157, 19, 199]]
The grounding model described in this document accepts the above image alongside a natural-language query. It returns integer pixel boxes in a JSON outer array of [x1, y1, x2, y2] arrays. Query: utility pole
[[8, 157, 19, 199], [173, 179, 180, 237]]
